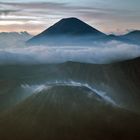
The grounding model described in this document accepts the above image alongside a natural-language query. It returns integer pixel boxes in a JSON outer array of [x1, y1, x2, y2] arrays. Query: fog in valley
[[0, 34, 140, 64]]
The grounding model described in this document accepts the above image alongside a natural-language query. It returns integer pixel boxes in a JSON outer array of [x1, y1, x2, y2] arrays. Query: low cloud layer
[[0, 41, 140, 64]]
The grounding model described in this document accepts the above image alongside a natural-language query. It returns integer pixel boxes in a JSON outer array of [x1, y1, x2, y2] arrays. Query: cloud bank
[[0, 41, 140, 64]]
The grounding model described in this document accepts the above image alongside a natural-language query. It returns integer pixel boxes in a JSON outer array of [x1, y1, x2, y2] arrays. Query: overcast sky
[[0, 0, 140, 35]]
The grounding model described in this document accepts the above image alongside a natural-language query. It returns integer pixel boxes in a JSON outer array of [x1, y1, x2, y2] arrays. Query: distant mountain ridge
[[118, 30, 140, 44], [0, 31, 31, 38], [27, 17, 140, 46], [0, 32, 32, 48]]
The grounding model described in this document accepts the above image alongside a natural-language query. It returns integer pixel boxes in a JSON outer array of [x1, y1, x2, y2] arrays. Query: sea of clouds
[[0, 41, 140, 64]]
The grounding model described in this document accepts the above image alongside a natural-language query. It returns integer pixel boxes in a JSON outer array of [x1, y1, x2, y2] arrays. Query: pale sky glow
[[0, 0, 140, 35]]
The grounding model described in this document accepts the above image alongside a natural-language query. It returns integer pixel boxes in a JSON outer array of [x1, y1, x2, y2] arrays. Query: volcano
[[27, 17, 107, 45], [0, 57, 140, 140], [27, 18, 140, 46]]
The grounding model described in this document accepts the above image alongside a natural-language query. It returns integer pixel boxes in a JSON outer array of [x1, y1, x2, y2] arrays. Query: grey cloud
[[1, 1, 139, 20], [0, 9, 19, 15], [0, 2, 68, 10], [1, 1, 138, 15], [0, 1, 140, 34]]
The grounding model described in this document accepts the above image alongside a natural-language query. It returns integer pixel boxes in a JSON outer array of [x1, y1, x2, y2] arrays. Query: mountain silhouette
[[27, 17, 107, 45], [37, 17, 105, 36], [109, 30, 140, 45], [118, 30, 140, 44], [27, 18, 140, 46]]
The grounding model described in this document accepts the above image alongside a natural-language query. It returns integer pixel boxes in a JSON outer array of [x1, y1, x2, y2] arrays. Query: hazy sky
[[0, 0, 140, 35]]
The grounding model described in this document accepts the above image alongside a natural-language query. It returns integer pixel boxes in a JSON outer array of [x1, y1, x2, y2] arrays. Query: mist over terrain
[[0, 32, 32, 48], [0, 40, 140, 64], [0, 18, 140, 65]]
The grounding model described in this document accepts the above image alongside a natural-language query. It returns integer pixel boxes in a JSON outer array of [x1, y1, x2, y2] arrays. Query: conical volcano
[[38, 17, 105, 36], [27, 17, 107, 45]]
